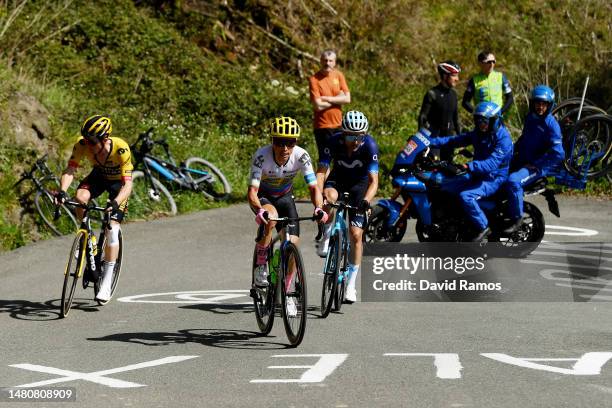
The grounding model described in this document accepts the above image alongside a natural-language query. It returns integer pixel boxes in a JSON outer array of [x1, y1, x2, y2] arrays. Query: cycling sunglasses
[[272, 138, 297, 147], [343, 134, 365, 142]]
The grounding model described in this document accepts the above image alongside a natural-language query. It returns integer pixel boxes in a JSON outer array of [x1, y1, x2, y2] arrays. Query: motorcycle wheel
[[366, 206, 392, 242], [493, 201, 545, 258]]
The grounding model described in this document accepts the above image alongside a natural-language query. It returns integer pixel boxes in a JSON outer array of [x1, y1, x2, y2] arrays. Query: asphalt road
[[0, 195, 611, 407]]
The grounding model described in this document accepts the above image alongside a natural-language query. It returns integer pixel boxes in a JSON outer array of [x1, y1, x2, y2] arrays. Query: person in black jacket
[[418, 61, 461, 161]]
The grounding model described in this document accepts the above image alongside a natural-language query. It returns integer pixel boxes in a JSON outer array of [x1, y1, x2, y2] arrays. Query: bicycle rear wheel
[[35, 186, 78, 236], [251, 244, 275, 334], [61, 231, 87, 318], [130, 171, 177, 218], [184, 157, 231, 201], [320, 233, 339, 318], [281, 242, 307, 347]]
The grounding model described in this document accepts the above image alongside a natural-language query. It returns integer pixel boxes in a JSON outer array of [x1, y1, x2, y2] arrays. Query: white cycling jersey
[[249, 145, 317, 198]]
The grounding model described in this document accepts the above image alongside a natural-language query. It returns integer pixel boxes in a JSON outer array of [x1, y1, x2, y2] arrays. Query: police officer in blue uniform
[[429, 101, 513, 242], [503, 85, 564, 234]]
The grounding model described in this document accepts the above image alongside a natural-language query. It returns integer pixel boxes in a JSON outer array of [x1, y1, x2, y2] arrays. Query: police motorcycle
[[366, 129, 561, 257]]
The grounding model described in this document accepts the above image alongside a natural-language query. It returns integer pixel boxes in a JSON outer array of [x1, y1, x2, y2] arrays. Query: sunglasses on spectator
[[482, 60, 496, 64], [272, 138, 297, 147]]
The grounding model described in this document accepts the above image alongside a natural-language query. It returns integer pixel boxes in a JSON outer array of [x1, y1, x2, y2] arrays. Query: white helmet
[[342, 110, 369, 134]]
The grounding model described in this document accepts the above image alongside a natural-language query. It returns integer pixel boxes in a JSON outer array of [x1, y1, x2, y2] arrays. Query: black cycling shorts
[[77, 169, 128, 223], [257, 193, 300, 237], [324, 174, 369, 229]]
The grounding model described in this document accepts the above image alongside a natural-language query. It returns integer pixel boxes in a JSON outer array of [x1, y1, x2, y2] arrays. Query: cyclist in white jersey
[[248, 116, 328, 293]]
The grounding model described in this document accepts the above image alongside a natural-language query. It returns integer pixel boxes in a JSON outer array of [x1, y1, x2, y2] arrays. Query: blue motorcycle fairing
[[375, 199, 402, 228], [392, 174, 427, 192]]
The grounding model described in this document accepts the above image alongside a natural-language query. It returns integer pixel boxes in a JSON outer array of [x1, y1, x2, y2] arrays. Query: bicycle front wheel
[[252, 244, 275, 334], [281, 242, 307, 347], [320, 233, 339, 318], [334, 237, 350, 311], [184, 157, 231, 201], [35, 187, 78, 236], [61, 231, 87, 318], [130, 171, 177, 218]]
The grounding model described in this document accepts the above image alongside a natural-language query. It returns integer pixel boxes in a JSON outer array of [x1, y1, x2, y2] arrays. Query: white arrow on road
[[10, 355, 199, 388]]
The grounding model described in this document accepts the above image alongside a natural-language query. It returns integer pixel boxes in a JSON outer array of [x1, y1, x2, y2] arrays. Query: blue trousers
[[441, 174, 506, 231], [504, 167, 544, 220]]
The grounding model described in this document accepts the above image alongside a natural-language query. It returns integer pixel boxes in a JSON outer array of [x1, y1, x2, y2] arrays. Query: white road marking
[[545, 225, 598, 236], [10, 356, 198, 388], [117, 290, 251, 304], [384, 353, 463, 379], [250, 354, 348, 384], [481, 353, 612, 375]]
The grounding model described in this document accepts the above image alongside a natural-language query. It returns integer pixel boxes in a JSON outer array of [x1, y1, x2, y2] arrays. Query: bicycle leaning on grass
[[58, 200, 124, 318], [13, 154, 78, 236], [250, 214, 320, 347], [130, 128, 231, 218]]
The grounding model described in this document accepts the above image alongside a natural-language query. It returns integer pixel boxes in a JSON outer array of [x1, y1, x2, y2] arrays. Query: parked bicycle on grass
[[13, 154, 78, 236], [129, 128, 231, 218]]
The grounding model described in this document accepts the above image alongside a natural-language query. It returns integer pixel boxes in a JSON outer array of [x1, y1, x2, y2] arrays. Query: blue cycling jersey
[[318, 133, 379, 182]]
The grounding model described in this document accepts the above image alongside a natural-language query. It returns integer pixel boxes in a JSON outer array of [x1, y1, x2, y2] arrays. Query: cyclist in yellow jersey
[[55, 115, 133, 303]]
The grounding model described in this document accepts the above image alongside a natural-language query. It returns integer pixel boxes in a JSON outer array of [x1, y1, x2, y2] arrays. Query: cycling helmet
[[473, 102, 502, 134], [342, 110, 369, 134], [529, 85, 555, 116], [437, 60, 461, 78], [269, 116, 300, 138], [81, 115, 112, 141]]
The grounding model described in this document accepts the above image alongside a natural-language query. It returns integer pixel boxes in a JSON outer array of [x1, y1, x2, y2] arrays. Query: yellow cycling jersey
[[68, 136, 133, 181]]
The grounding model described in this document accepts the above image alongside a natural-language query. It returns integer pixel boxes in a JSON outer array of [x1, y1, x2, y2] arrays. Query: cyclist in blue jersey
[[316, 110, 379, 303], [248, 116, 328, 297], [503, 85, 564, 234]]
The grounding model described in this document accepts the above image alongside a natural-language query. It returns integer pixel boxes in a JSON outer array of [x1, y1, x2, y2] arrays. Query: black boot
[[503, 216, 524, 235], [471, 227, 491, 242]]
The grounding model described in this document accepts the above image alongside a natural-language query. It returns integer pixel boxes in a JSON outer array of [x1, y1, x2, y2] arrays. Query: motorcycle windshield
[[394, 129, 431, 166]]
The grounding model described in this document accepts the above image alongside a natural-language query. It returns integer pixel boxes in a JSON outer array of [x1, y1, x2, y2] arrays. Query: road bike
[[130, 128, 231, 218], [59, 201, 124, 317], [13, 154, 78, 236], [250, 215, 318, 347], [320, 193, 357, 318]]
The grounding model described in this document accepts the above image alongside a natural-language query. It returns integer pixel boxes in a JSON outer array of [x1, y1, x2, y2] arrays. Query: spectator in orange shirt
[[309, 50, 351, 160]]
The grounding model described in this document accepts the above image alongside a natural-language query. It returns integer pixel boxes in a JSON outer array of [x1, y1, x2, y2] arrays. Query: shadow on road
[[88, 328, 292, 349], [179, 303, 253, 315], [0, 298, 101, 321]]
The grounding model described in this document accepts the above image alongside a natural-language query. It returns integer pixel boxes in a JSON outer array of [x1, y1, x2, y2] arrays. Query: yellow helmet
[[269, 116, 300, 138], [81, 115, 112, 140]]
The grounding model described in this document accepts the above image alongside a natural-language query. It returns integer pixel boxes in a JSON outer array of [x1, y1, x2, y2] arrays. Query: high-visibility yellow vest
[[473, 71, 504, 107]]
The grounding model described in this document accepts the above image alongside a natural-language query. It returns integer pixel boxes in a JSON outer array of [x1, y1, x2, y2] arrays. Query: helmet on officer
[[529, 85, 555, 116], [473, 102, 502, 134]]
